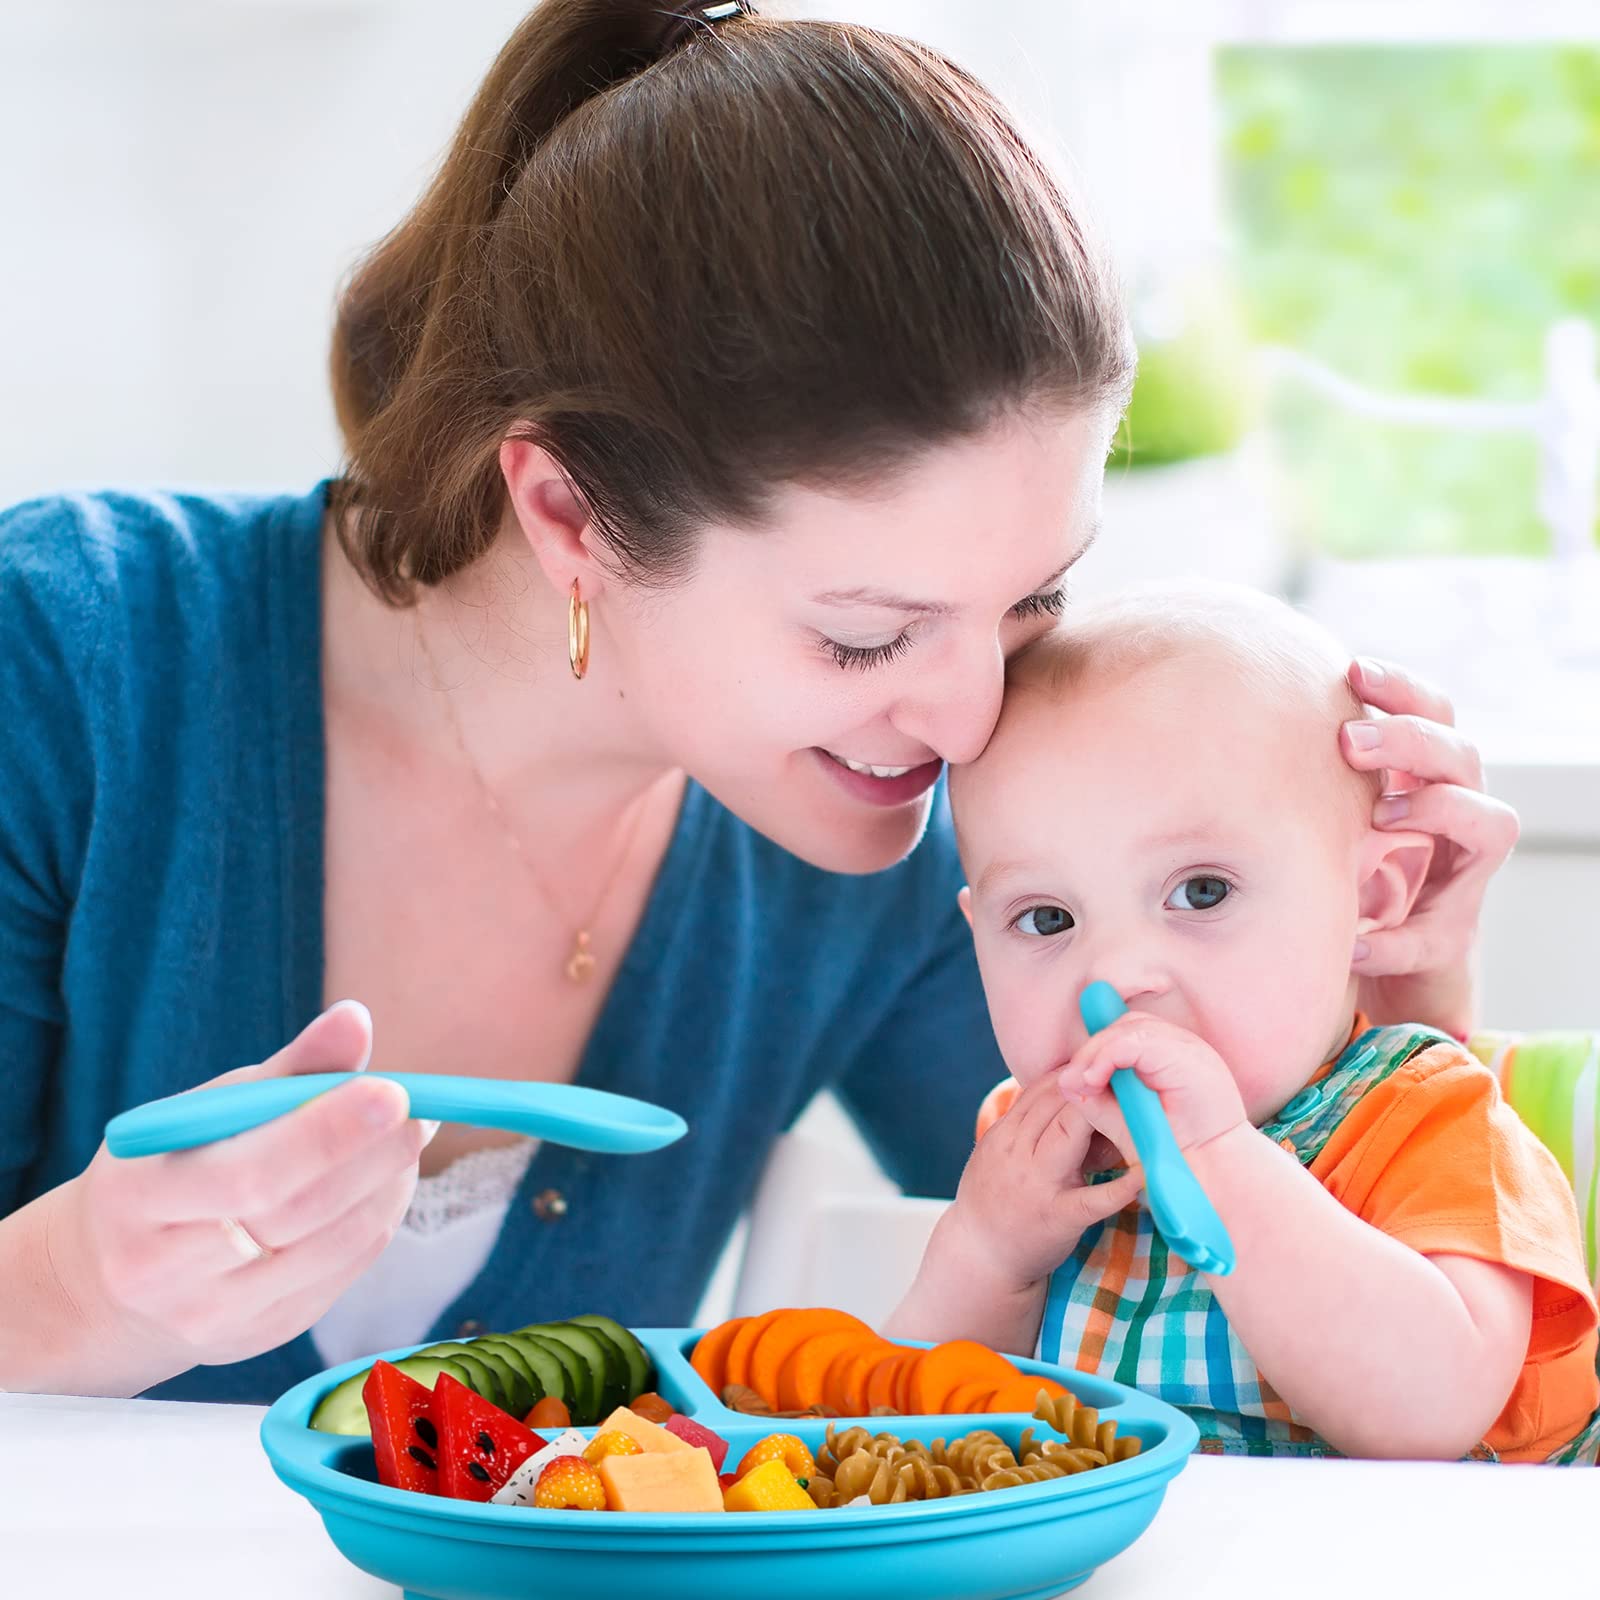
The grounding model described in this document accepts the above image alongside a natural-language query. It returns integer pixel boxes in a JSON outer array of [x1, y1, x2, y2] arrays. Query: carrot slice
[[689, 1316, 748, 1396], [893, 1349, 923, 1415], [909, 1340, 1020, 1415], [820, 1337, 877, 1415], [834, 1339, 893, 1416], [986, 1375, 1068, 1412], [864, 1352, 903, 1411], [779, 1327, 869, 1413], [943, 1379, 1000, 1414], [749, 1308, 870, 1408], [723, 1308, 791, 1393]]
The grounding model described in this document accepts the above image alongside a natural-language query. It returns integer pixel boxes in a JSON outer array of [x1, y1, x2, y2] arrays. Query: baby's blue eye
[[1016, 904, 1074, 937], [1168, 876, 1230, 911]]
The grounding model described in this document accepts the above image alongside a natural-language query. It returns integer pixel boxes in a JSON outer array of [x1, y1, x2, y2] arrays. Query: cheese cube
[[596, 1446, 724, 1512]]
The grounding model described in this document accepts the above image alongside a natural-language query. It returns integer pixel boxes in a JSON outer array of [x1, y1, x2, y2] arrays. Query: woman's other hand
[[1342, 657, 1519, 1039], [42, 1000, 432, 1393]]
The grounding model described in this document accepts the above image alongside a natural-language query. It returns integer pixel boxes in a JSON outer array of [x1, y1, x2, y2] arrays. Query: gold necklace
[[415, 625, 654, 983]]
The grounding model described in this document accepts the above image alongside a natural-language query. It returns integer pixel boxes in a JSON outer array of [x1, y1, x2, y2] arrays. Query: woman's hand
[[48, 1001, 433, 1391], [1342, 657, 1519, 1039]]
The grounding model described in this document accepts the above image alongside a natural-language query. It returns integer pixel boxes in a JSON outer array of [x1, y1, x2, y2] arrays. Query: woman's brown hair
[[330, 0, 1132, 604]]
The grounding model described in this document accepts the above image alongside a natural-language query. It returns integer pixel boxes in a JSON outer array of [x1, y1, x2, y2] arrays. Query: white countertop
[[3, 1392, 1594, 1600]]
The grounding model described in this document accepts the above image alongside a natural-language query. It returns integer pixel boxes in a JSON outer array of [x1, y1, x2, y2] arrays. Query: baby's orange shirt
[[1306, 1039, 1599, 1461]]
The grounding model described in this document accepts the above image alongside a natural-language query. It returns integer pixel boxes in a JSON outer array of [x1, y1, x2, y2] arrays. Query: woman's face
[[601, 409, 1112, 874]]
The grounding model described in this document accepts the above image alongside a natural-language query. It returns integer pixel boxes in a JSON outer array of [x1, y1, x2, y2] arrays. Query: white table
[[3, 1393, 1593, 1599]]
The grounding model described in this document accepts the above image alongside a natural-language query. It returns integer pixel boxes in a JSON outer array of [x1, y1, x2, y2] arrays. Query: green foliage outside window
[[1216, 47, 1600, 558]]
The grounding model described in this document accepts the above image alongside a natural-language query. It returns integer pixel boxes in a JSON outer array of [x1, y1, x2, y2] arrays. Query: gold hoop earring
[[568, 578, 591, 680]]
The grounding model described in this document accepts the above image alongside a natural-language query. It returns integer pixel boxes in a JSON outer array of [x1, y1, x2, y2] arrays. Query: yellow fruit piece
[[596, 1446, 724, 1512], [584, 1430, 644, 1464], [722, 1458, 819, 1513], [735, 1432, 816, 1482]]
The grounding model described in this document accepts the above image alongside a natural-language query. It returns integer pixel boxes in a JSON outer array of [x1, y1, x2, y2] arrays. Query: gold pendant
[[565, 930, 596, 983]]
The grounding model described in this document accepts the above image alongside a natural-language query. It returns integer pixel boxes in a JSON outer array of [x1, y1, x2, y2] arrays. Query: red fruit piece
[[363, 1361, 441, 1495], [433, 1372, 545, 1501], [663, 1413, 730, 1472]]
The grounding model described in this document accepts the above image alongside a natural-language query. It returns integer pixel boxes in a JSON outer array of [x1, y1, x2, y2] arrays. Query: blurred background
[[2, 2, 1595, 1042]]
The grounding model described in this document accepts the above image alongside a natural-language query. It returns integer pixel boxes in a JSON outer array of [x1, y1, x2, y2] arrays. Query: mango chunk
[[722, 1458, 818, 1512]]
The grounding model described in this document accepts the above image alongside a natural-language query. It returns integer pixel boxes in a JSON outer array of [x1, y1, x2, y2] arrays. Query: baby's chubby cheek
[[975, 963, 1077, 1089]]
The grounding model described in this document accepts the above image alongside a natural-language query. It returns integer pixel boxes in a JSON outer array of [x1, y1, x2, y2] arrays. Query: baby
[[888, 580, 1599, 1462]]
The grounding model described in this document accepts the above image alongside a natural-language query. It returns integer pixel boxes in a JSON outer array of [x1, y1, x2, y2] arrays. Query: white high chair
[[721, 1097, 951, 1327]]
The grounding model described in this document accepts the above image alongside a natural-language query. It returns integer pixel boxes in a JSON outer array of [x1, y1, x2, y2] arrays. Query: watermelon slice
[[663, 1413, 730, 1472], [433, 1372, 545, 1501], [362, 1360, 441, 1495]]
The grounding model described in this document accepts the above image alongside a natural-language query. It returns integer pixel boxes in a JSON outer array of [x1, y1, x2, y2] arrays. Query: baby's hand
[[1058, 1012, 1248, 1157], [946, 1071, 1144, 1291]]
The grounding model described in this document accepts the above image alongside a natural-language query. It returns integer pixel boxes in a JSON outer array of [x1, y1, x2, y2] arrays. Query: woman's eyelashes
[[1010, 586, 1069, 621], [821, 631, 916, 671], [820, 588, 1069, 671]]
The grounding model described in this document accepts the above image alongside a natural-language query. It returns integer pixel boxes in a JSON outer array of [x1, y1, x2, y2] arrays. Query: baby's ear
[[957, 885, 973, 929], [1355, 828, 1434, 937]]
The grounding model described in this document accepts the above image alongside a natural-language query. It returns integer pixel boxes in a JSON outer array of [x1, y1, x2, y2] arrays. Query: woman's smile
[[814, 747, 944, 807]]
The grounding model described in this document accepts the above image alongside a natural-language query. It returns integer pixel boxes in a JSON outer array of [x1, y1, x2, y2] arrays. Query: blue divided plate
[[261, 1327, 1198, 1600]]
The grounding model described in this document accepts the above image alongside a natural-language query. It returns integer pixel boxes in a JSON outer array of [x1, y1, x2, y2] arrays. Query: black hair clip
[[651, 2, 754, 59]]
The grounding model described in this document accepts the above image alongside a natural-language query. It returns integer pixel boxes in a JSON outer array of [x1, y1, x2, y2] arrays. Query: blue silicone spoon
[[104, 1074, 687, 1160], [1079, 980, 1236, 1276]]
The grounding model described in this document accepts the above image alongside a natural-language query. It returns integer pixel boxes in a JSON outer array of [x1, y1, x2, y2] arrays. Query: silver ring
[[219, 1215, 275, 1263]]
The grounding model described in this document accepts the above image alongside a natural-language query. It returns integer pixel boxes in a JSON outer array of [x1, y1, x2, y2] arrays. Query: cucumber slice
[[557, 1322, 629, 1416], [522, 1323, 612, 1424], [308, 1367, 371, 1435], [393, 1356, 476, 1394], [469, 1336, 537, 1417], [496, 1333, 567, 1414], [308, 1354, 474, 1436], [515, 1329, 594, 1424], [412, 1343, 506, 1411], [567, 1315, 655, 1402], [460, 1346, 520, 1411]]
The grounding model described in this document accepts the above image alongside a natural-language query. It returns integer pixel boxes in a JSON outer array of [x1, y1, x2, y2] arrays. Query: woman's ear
[[1355, 827, 1434, 942], [499, 436, 607, 598], [958, 886, 974, 929]]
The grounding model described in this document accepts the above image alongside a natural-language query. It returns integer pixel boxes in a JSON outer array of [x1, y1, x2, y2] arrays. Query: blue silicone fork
[[1079, 980, 1236, 1276], [104, 1074, 687, 1160]]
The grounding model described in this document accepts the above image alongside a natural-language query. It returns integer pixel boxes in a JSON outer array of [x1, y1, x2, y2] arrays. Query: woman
[[0, 0, 1514, 1402]]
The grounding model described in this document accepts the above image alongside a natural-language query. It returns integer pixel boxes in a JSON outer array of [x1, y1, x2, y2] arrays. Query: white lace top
[[308, 1137, 539, 1368]]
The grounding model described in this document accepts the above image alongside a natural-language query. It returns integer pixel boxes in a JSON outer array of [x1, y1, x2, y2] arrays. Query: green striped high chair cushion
[[1469, 1030, 1600, 1292]]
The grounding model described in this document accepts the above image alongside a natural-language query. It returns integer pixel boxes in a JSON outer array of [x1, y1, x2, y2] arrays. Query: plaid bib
[[1038, 1022, 1600, 1463]]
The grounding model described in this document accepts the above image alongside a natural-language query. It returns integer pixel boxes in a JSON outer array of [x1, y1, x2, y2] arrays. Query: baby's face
[[952, 653, 1371, 1122]]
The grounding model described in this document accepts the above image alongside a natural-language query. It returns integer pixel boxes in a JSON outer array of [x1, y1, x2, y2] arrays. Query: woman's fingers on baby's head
[[1348, 657, 1455, 729], [1374, 780, 1519, 863], [1342, 711, 1483, 792], [1352, 907, 1464, 978]]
